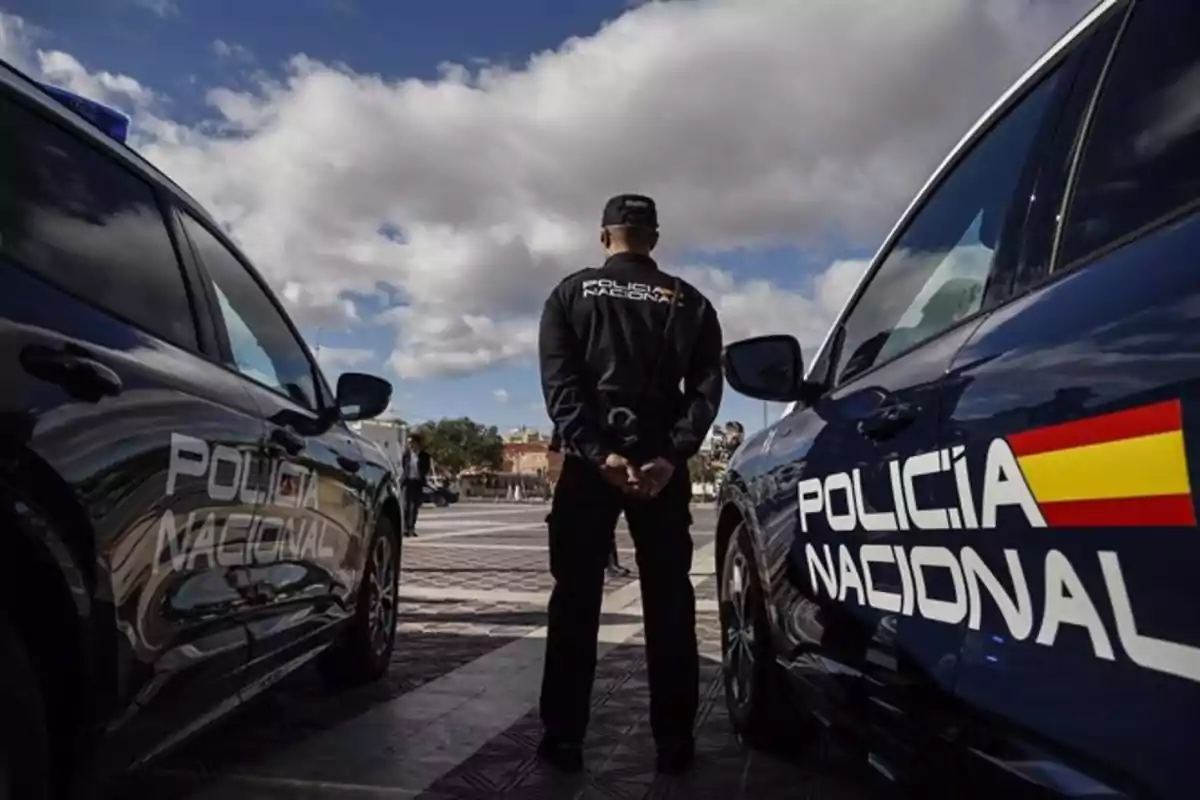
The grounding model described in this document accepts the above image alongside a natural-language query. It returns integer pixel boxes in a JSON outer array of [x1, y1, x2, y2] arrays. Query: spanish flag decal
[[1007, 400, 1197, 527]]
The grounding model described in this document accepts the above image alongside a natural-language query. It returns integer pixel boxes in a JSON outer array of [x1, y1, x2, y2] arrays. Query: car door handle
[[857, 402, 918, 441], [20, 343, 122, 402], [268, 426, 305, 456], [337, 455, 361, 473]]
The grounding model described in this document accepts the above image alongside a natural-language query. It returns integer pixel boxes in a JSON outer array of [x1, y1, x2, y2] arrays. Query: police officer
[[537, 194, 723, 775]]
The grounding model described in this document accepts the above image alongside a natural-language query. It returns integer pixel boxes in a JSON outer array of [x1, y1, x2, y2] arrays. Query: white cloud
[[213, 39, 254, 63], [314, 345, 375, 380], [0, 16, 156, 117], [381, 306, 538, 379], [0, 13, 37, 70], [680, 257, 870, 358], [1, 1, 1091, 378], [37, 50, 157, 112], [493, 388, 510, 403]]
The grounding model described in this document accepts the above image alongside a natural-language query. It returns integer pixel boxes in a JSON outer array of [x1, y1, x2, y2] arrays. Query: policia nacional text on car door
[[0, 57, 404, 799], [715, 1, 1200, 797], [173, 208, 380, 676]]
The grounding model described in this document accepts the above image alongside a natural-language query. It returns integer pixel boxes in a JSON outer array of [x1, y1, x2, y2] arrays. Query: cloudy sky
[[1, 0, 1091, 433]]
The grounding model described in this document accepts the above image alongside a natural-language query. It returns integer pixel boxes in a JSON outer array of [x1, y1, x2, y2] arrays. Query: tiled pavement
[[108, 505, 888, 799]]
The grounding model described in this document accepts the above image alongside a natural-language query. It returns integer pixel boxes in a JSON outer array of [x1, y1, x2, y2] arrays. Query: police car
[[715, 0, 1199, 797], [0, 65, 405, 797]]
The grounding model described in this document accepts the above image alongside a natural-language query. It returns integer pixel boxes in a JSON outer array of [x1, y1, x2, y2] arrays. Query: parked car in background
[[424, 480, 460, 507], [715, 1, 1200, 797]]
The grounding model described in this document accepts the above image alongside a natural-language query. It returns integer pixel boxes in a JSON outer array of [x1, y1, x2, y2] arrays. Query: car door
[[175, 208, 371, 670], [775, 48, 1076, 785], [944, 2, 1200, 797], [0, 82, 260, 767]]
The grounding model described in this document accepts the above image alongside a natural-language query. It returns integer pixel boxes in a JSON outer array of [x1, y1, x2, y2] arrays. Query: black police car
[[0, 63, 405, 797], [716, 1, 1199, 797]]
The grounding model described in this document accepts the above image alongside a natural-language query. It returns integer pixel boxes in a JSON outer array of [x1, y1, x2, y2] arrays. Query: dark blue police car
[[715, 0, 1200, 797], [0, 66, 405, 797]]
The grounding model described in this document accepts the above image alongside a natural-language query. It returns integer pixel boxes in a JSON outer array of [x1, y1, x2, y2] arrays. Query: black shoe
[[536, 737, 584, 773], [655, 739, 695, 775]]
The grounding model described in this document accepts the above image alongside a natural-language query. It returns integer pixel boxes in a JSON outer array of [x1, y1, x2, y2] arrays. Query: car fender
[[366, 468, 404, 537], [0, 456, 115, 761], [717, 471, 777, 612]]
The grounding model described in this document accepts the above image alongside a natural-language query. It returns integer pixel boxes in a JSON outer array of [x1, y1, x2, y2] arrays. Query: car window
[[1060, 0, 1200, 266], [834, 67, 1064, 385], [0, 92, 197, 350], [179, 212, 319, 409]]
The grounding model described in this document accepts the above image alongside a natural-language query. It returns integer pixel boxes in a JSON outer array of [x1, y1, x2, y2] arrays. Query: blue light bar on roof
[[38, 83, 130, 144]]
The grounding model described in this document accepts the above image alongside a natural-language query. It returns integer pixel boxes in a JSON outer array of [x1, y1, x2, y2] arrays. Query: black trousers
[[540, 456, 698, 745], [401, 479, 424, 533]]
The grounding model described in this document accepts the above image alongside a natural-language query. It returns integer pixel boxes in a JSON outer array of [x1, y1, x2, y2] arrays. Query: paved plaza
[[108, 503, 887, 799]]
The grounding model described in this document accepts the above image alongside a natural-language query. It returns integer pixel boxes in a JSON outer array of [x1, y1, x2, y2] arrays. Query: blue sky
[[2, 0, 1084, 434]]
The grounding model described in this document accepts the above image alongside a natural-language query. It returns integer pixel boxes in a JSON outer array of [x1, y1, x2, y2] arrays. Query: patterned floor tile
[[403, 568, 559, 592], [104, 509, 884, 800], [418, 612, 887, 800], [110, 624, 525, 798]]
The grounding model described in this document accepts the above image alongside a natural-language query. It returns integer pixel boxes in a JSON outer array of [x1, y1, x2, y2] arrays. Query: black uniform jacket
[[539, 252, 723, 467]]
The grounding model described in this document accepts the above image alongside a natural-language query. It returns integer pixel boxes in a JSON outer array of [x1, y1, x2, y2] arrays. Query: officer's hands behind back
[[601, 453, 641, 492], [599, 453, 675, 499], [637, 457, 675, 498]]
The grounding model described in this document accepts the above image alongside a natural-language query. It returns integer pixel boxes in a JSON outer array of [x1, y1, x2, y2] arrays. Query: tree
[[415, 417, 504, 476]]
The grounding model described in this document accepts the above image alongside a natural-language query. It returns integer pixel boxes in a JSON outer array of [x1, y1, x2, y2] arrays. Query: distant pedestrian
[[723, 420, 745, 452], [400, 434, 432, 538], [606, 533, 631, 579], [536, 193, 723, 775]]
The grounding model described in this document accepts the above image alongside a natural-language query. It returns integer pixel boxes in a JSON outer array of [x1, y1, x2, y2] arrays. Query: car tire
[[719, 521, 800, 752], [0, 616, 51, 800], [318, 514, 401, 687], [434, 494, 448, 508]]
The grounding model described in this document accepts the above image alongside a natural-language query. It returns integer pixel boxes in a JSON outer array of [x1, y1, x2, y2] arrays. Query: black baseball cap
[[602, 194, 658, 230]]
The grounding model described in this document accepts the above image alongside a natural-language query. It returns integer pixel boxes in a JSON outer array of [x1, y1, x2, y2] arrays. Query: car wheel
[[318, 514, 401, 687], [719, 522, 799, 751], [434, 494, 449, 508], [0, 616, 50, 800]]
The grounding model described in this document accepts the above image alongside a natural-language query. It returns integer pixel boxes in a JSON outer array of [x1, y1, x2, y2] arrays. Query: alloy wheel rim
[[367, 535, 397, 657], [723, 550, 756, 709]]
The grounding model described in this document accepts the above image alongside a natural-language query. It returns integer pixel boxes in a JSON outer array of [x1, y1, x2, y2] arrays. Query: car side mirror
[[335, 372, 393, 421], [722, 334, 813, 403]]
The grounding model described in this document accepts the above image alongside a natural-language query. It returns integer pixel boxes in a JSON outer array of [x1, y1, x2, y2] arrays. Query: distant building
[[501, 437, 565, 481], [503, 426, 549, 444], [502, 441, 551, 476], [350, 418, 407, 466]]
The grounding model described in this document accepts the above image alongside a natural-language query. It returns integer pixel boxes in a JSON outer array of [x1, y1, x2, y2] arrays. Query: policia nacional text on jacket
[[536, 193, 724, 774]]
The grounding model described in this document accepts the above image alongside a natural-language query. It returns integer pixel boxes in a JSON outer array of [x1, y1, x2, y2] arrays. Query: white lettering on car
[[797, 442, 1045, 535], [154, 433, 336, 575], [795, 431, 1200, 685], [802, 540, 1200, 683]]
